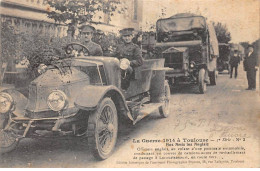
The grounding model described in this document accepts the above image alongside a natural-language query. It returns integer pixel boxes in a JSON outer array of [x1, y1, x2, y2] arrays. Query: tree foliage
[[1, 22, 19, 64], [47, 0, 125, 25], [213, 22, 231, 43]]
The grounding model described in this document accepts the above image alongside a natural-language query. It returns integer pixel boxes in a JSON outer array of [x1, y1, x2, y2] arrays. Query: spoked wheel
[[87, 97, 118, 160], [198, 68, 207, 94], [0, 119, 19, 154], [159, 81, 170, 118]]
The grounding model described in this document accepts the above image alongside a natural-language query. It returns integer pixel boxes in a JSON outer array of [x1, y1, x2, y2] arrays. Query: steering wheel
[[65, 42, 90, 57]]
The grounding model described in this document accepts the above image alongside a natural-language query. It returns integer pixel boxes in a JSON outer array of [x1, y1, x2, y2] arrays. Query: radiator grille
[[163, 52, 183, 70]]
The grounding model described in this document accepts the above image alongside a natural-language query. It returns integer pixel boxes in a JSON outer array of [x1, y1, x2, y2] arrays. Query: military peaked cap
[[79, 25, 96, 33], [119, 28, 134, 36]]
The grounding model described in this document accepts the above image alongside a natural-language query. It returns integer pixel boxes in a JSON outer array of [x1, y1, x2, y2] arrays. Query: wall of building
[[141, 0, 169, 31], [0, 0, 67, 37], [91, 0, 144, 34], [0, 0, 144, 36]]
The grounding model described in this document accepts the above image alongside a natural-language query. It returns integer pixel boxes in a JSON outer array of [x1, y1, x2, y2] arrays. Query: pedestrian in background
[[243, 45, 258, 90], [229, 50, 240, 78]]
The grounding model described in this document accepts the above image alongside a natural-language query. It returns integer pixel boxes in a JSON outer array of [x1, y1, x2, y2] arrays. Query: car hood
[[26, 67, 90, 114]]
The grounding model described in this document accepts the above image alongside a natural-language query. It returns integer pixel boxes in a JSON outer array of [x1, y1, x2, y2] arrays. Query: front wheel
[[159, 81, 170, 118], [198, 68, 207, 94], [0, 116, 19, 154], [87, 97, 118, 160]]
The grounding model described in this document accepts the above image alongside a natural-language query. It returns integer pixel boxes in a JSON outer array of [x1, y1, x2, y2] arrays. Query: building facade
[[0, 0, 145, 36], [0, 0, 67, 37]]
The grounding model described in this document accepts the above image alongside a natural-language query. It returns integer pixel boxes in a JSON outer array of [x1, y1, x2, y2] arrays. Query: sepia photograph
[[0, 0, 259, 168]]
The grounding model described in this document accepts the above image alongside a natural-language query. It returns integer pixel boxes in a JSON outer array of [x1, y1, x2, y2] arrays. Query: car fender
[[74, 85, 132, 120]]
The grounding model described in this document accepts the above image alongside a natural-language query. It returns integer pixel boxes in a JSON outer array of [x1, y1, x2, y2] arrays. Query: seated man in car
[[115, 28, 143, 68], [113, 28, 144, 89], [78, 25, 103, 56]]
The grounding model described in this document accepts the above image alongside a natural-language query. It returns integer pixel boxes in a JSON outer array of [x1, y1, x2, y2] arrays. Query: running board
[[132, 102, 163, 125]]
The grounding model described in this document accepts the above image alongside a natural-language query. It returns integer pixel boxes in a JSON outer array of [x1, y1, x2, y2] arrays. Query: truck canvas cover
[[207, 22, 219, 56], [156, 14, 206, 32]]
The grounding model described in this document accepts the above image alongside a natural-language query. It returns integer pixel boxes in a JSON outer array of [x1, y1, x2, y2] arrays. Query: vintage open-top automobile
[[156, 13, 219, 93], [0, 42, 170, 160]]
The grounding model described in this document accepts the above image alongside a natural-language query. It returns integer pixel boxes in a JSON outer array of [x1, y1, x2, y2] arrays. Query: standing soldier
[[113, 28, 144, 90], [243, 45, 258, 90], [229, 50, 240, 78], [78, 25, 103, 56]]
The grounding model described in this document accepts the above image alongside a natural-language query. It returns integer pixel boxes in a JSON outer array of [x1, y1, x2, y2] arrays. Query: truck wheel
[[159, 81, 170, 118], [209, 70, 217, 85], [198, 68, 207, 94], [87, 97, 118, 160], [0, 118, 19, 154]]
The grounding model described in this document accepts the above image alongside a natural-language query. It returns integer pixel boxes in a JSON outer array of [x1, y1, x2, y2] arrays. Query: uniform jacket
[[113, 42, 143, 67], [82, 41, 103, 56], [243, 51, 257, 71]]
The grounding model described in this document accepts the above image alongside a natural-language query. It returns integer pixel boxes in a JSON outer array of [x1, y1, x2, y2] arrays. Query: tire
[[87, 97, 118, 160], [159, 81, 170, 118], [198, 68, 207, 94], [209, 70, 217, 85], [0, 117, 19, 154]]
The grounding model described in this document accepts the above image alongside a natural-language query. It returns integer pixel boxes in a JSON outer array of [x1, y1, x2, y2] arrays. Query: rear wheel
[[198, 68, 207, 94], [159, 81, 170, 118], [87, 97, 118, 160], [0, 116, 19, 154]]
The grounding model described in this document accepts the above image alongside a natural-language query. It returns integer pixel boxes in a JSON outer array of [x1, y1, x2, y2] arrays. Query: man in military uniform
[[113, 28, 144, 90], [78, 25, 103, 56], [114, 28, 143, 68], [243, 45, 258, 90]]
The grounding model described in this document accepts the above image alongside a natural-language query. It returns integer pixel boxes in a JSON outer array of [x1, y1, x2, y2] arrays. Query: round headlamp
[[120, 58, 130, 70], [0, 92, 14, 114], [47, 90, 67, 111], [190, 61, 195, 68]]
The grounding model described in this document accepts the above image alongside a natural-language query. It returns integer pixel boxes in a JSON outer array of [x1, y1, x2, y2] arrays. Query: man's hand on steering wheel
[[65, 42, 90, 57]]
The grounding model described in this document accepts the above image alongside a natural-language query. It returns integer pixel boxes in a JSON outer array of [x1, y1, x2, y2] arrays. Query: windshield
[[71, 59, 107, 85], [157, 16, 206, 32]]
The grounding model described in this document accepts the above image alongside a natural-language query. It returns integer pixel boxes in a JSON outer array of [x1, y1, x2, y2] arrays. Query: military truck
[[156, 13, 219, 93]]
